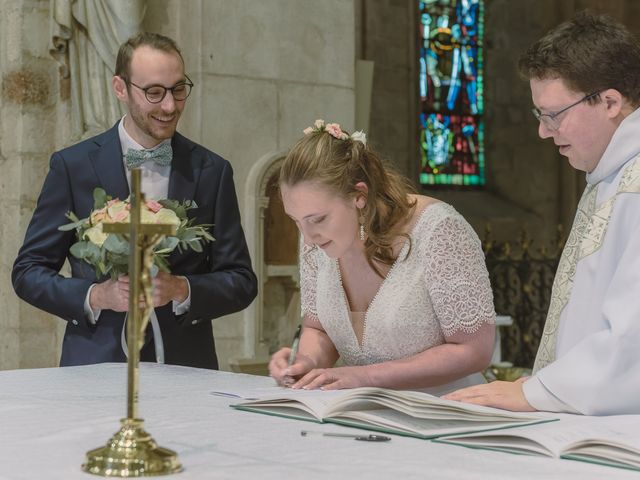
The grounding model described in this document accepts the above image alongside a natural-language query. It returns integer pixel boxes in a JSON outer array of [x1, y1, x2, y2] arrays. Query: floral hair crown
[[303, 119, 367, 146]]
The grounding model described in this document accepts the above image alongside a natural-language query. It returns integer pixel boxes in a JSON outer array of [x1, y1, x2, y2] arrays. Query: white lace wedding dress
[[300, 202, 496, 395]]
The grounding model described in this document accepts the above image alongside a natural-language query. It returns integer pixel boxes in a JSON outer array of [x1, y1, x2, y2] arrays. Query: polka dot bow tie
[[124, 143, 173, 169]]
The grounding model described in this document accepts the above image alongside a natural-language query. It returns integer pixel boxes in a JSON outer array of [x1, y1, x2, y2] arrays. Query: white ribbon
[[121, 310, 165, 364]]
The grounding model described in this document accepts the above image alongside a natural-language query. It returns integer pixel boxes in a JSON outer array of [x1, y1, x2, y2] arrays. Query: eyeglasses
[[126, 75, 194, 103], [531, 91, 601, 131]]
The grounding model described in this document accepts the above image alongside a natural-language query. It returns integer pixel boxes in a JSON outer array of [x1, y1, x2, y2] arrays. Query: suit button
[[191, 320, 198, 325], [72, 320, 78, 326]]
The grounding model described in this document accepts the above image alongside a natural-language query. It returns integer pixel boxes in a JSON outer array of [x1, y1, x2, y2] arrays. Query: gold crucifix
[[82, 169, 182, 477]]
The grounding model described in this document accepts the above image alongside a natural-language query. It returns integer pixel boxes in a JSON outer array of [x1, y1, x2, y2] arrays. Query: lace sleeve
[[299, 241, 321, 323], [424, 214, 495, 337]]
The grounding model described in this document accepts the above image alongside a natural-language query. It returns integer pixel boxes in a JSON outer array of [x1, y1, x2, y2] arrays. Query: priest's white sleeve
[[524, 219, 640, 415]]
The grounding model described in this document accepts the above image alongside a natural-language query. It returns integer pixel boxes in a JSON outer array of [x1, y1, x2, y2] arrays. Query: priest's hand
[[291, 365, 373, 391], [442, 377, 536, 412], [151, 271, 189, 306], [269, 348, 316, 387]]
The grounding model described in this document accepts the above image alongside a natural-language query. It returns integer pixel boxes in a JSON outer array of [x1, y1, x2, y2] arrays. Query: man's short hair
[[518, 11, 640, 106], [115, 32, 184, 82]]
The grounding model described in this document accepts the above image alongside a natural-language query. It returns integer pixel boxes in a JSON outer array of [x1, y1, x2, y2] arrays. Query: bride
[[268, 120, 495, 394]]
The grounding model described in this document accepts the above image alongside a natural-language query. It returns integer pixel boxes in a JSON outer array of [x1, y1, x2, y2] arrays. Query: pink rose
[[146, 200, 163, 213], [325, 123, 347, 140], [111, 210, 129, 223], [90, 207, 107, 226]]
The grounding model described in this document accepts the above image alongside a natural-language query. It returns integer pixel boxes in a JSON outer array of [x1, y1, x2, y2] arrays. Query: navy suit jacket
[[12, 123, 257, 369]]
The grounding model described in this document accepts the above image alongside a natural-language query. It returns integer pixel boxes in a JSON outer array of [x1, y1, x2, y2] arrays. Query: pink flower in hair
[[302, 119, 362, 142], [325, 123, 348, 140]]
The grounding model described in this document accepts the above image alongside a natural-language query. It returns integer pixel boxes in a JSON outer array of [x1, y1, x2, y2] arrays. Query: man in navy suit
[[12, 32, 257, 370]]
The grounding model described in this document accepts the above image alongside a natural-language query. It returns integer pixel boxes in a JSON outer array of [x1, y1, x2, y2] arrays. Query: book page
[[211, 384, 290, 400], [561, 415, 640, 467], [231, 388, 349, 420], [325, 387, 549, 422], [564, 445, 640, 469], [232, 386, 554, 438], [440, 414, 640, 459], [329, 407, 552, 440]]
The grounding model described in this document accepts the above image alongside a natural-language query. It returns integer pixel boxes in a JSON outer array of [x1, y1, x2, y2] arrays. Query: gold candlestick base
[[82, 418, 182, 477]]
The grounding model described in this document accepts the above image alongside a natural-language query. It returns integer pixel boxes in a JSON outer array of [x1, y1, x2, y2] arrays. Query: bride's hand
[[268, 348, 316, 387], [292, 365, 373, 390]]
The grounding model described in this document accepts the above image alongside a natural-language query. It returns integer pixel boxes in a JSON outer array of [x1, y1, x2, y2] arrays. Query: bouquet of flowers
[[59, 188, 214, 280]]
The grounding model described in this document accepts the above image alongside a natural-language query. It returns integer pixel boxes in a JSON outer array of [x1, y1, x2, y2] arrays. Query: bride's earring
[[358, 210, 366, 241]]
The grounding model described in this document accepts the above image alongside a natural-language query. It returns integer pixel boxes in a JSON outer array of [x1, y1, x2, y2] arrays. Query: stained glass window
[[419, 0, 484, 186]]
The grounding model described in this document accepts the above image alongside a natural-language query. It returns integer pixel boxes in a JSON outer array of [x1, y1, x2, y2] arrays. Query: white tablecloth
[[0, 363, 636, 480]]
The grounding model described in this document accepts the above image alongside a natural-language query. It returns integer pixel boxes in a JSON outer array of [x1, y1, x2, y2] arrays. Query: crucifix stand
[[82, 169, 182, 477]]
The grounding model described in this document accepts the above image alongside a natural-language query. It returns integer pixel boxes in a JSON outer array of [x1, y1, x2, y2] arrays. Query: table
[[0, 363, 636, 480]]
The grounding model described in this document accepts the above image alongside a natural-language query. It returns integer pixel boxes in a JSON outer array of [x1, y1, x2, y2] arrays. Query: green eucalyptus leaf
[[58, 220, 85, 232], [59, 212, 88, 232], [103, 234, 129, 255], [193, 242, 204, 253], [155, 254, 171, 273], [93, 188, 110, 210], [66, 211, 81, 223], [155, 236, 179, 254], [85, 242, 102, 263], [69, 241, 91, 260], [158, 199, 188, 220]]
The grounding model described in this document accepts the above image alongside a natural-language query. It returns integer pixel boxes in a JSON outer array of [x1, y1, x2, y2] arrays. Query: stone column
[[0, 0, 65, 370]]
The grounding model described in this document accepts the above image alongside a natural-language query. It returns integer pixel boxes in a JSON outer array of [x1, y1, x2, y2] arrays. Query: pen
[[287, 324, 302, 367], [301, 430, 391, 442]]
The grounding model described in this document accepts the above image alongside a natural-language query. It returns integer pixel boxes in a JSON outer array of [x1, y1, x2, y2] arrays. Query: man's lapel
[[89, 123, 130, 201], [168, 132, 200, 202]]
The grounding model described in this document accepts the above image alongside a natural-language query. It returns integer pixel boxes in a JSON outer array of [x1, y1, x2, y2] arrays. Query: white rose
[[107, 202, 128, 220], [154, 208, 181, 227], [84, 223, 108, 247], [351, 130, 367, 146], [140, 209, 156, 224]]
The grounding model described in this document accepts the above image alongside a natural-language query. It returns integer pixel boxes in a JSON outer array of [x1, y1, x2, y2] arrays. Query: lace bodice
[[300, 202, 495, 366]]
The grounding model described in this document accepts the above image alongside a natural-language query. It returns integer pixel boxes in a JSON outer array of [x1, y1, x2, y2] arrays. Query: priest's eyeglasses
[[531, 91, 601, 131], [127, 76, 194, 103]]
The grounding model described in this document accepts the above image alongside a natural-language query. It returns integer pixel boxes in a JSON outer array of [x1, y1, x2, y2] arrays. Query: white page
[[331, 408, 550, 438], [231, 388, 351, 418], [442, 414, 640, 459]]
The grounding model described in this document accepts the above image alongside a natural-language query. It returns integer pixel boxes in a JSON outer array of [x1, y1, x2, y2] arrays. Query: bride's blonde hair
[[280, 124, 416, 276]]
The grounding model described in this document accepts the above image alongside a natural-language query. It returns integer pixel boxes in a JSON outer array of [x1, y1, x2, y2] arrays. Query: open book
[[230, 386, 553, 439], [436, 414, 640, 472]]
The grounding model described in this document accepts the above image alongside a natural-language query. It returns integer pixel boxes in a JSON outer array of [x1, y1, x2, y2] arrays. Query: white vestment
[[523, 107, 640, 415]]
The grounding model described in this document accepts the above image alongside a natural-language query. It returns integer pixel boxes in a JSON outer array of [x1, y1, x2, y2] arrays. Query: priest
[[445, 11, 640, 415]]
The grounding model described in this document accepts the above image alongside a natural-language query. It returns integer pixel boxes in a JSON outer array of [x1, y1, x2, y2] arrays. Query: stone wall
[[356, 0, 414, 178], [1, 0, 67, 370]]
